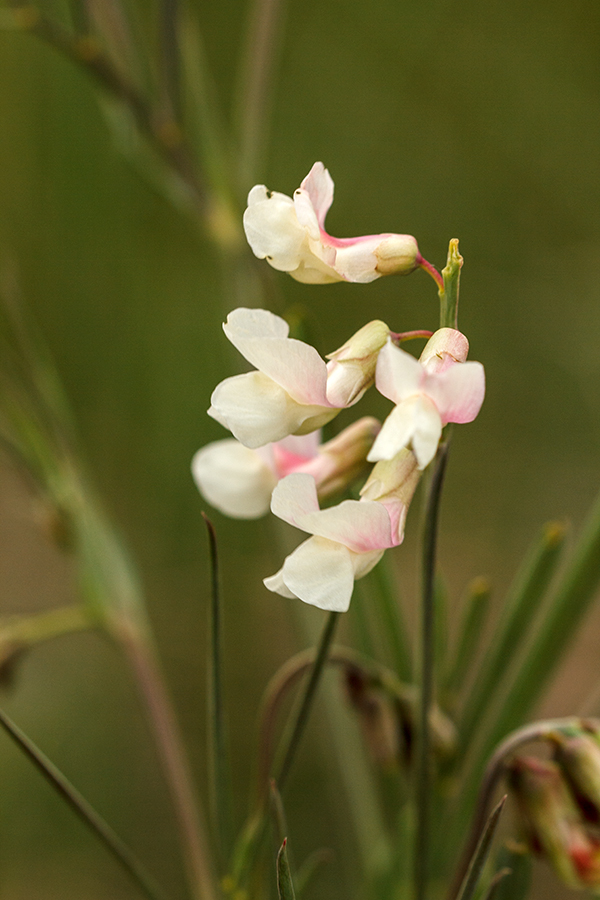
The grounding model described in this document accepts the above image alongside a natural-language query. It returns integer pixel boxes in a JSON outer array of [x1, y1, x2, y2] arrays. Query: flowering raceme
[[192, 418, 380, 519], [208, 308, 389, 448], [244, 162, 433, 285], [264, 450, 420, 612], [368, 328, 486, 469]]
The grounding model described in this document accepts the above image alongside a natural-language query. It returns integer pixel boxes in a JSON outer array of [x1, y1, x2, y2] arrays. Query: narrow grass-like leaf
[[443, 578, 491, 696], [484, 491, 600, 753], [457, 521, 565, 755], [454, 796, 506, 900], [277, 839, 297, 900], [491, 841, 532, 900], [369, 555, 412, 682], [202, 513, 232, 865], [0, 707, 170, 900], [269, 780, 287, 846]]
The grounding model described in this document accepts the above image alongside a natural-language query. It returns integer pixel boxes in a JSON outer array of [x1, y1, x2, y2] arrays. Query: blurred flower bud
[[360, 449, 421, 544], [552, 728, 600, 824], [326, 320, 390, 406], [343, 665, 403, 772], [316, 417, 381, 499], [509, 756, 600, 890]]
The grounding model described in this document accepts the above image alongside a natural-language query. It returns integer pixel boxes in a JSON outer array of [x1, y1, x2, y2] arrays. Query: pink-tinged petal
[[270, 472, 321, 526], [243, 190, 306, 269], [375, 340, 423, 404], [277, 431, 321, 459], [424, 362, 486, 425], [420, 328, 469, 369], [299, 498, 396, 552], [331, 238, 380, 283], [269, 536, 357, 612], [209, 372, 335, 448], [191, 439, 276, 519], [223, 309, 331, 407], [293, 189, 320, 240], [299, 162, 334, 229]]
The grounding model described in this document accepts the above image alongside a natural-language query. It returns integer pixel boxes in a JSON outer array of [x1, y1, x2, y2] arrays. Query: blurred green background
[[0, 0, 599, 897]]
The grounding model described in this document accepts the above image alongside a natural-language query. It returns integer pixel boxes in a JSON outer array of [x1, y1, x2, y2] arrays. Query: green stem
[[443, 578, 491, 697], [118, 623, 217, 900], [202, 513, 232, 865], [414, 441, 450, 900], [0, 707, 170, 900]]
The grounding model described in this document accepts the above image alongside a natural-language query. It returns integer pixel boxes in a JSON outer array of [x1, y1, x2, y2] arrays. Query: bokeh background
[[0, 0, 599, 897]]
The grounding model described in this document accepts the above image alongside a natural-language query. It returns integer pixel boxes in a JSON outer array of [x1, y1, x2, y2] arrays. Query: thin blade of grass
[[457, 521, 565, 756], [0, 707, 170, 900], [443, 577, 491, 697], [277, 839, 297, 900], [202, 513, 232, 864], [454, 796, 506, 900]]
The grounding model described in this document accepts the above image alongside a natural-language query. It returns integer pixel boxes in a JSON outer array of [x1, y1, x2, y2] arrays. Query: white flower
[[264, 460, 418, 612], [192, 419, 380, 520], [208, 309, 385, 449], [368, 328, 486, 469], [243, 162, 423, 284]]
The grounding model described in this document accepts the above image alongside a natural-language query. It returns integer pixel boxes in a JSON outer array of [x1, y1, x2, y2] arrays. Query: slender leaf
[[455, 796, 506, 900], [458, 521, 565, 754], [444, 577, 491, 696], [0, 708, 170, 900], [277, 839, 297, 900]]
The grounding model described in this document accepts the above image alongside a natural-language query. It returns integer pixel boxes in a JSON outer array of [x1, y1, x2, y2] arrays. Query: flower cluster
[[193, 164, 486, 612]]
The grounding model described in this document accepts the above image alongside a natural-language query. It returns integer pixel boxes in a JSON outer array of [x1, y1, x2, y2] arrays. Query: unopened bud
[[360, 449, 421, 544], [374, 235, 420, 276], [419, 328, 469, 370], [553, 730, 600, 823], [509, 756, 600, 890], [326, 320, 390, 406]]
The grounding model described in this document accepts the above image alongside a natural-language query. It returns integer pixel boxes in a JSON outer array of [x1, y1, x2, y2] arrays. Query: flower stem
[[414, 441, 450, 900], [439, 240, 463, 329], [118, 622, 216, 900]]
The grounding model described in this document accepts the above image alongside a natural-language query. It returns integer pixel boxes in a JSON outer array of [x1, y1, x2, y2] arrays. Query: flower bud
[[509, 756, 600, 890], [314, 417, 381, 500], [374, 234, 420, 276], [326, 320, 391, 406], [360, 449, 421, 544], [553, 729, 600, 823]]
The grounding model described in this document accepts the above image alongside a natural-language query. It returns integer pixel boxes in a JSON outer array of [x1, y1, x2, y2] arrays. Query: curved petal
[[293, 189, 321, 240], [425, 361, 486, 425], [262, 566, 296, 599], [299, 162, 334, 229], [209, 372, 329, 448], [375, 340, 423, 404], [299, 498, 396, 552], [368, 401, 418, 462], [271, 536, 357, 612], [223, 310, 331, 407], [420, 328, 469, 369], [410, 396, 444, 468], [270, 472, 321, 525], [191, 439, 276, 519], [352, 548, 386, 581], [331, 238, 380, 283], [243, 191, 306, 269]]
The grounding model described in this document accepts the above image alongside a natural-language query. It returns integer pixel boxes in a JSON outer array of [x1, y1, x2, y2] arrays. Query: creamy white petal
[[223, 309, 331, 407], [243, 191, 306, 270], [263, 567, 297, 599], [424, 361, 486, 425], [191, 440, 276, 519], [375, 340, 423, 404], [274, 536, 357, 612], [209, 372, 336, 448], [368, 395, 442, 469], [299, 162, 334, 228]]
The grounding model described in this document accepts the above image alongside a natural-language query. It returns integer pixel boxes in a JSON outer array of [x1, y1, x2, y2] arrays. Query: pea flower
[[208, 308, 389, 449], [368, 328, 485, 469], [191, 418, 380, 520], [243, 162, 434, 285], [264, 450, 419, 612]]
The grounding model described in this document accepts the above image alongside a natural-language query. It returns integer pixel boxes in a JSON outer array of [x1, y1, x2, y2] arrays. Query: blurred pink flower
[[243, 162, 424, 284]]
